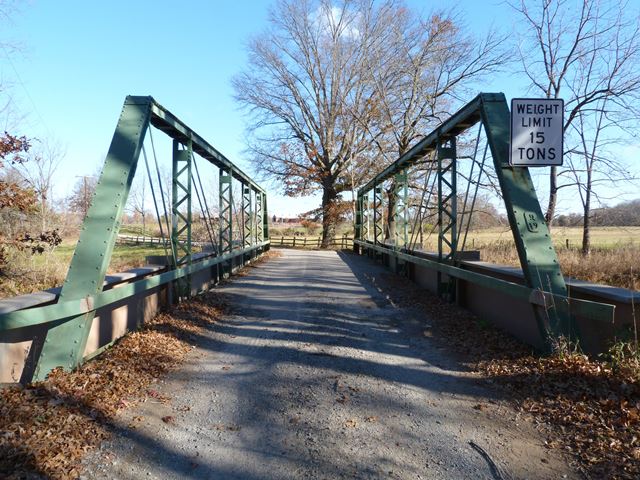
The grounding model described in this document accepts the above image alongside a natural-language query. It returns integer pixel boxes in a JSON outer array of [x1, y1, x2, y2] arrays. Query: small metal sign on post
[[510, 98, 564, 166]]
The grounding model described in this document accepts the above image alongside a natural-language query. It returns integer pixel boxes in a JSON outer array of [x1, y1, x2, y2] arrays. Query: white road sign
[[510, 98, 564, 166]]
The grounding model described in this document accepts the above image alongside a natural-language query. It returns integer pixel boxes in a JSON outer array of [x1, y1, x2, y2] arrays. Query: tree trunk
[[385, 184, 396, 243], [581, 169, 592, 256], [581, 207, 591, 256], [321, 182, 338, 248], [545, 166, 558, 227]]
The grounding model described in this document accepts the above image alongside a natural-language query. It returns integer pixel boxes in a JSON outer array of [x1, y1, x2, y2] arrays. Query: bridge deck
[[82, 249, 576, 479]]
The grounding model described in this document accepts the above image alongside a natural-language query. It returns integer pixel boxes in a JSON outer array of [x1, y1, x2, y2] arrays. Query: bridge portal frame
[[355, 93, 612, 350], [0, 96, 269, 381]]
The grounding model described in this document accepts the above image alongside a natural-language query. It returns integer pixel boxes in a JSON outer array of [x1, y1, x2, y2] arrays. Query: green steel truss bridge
[[0, 93, 618, 385]]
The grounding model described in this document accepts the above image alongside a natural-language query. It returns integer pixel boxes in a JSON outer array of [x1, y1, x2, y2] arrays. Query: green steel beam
[[437, 137, 457, 262], [373, 186, 383, 245], [354, 195, 362, 252], [362, 194, 370, 242], [219, 169, 233, 254], [394, 170, 408, 249], [355, 240, 614, 325], [437, 137, 457, 299], [243, 185, 252, 248], [171, 139, 193, 266], [32, 97, 152, 380], [256, 191, 264, 243], [0, 242, 270, 332], [171, 139, 193, 298], [147, 98, 264, 194], [479, 95, 574, 345], [357, 93, 577, 348], [359, 95, 485, 193], [219, 168, 233, 277], [21, 95, 269, 381], [262, 192, 269, 241]]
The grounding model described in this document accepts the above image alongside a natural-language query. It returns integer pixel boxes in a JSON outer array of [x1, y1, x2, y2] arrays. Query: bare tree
[[128, 178, 148, 235], [234, 0, 400, 246], [350, 8, 508, 241], [11, 138, 65, 232], [512, 0, 640, 232], [67, 175, 97, 219]]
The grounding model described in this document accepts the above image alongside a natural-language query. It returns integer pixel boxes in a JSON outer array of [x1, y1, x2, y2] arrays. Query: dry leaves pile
[[374, 271, 640, 479], [0, 292, 227, 479], [481, 354, 640, 479]]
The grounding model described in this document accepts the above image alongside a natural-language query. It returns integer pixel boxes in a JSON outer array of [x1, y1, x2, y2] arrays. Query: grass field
[[0, 241, 168, 299], [455, 226, 640, 250], [418, 226, 640, 290], [1, 226, 638, 299]]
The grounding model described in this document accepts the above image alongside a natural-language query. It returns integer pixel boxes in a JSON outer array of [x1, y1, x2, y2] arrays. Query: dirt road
[[83, 249, 578, 479]]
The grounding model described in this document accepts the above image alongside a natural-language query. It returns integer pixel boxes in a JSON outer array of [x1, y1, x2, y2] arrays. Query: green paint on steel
[[32, 96, 152, 380], [362, 193, 370, 242], [479, 95, 574, 345], [219, 169, 233, 255], [172, 139, 193, 266], [0, 242, 270, 332], [172, 139, 193, 298], [19, 95, 269, 382], [243, 185, 253, 248], [256, 191, 264, 243], [373, 186, 383, 245], [357, 93, 580, 348], [437, 137, 457, 262], [394, 171, 408, 249], [219, 168, 233, 277], [355, 240, 615, 325], [261, 192, 270, 241], [354, 194, 363, 252], [437, 136, 457, 299]]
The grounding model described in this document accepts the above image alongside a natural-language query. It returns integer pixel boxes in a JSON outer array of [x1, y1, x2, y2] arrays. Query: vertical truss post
[[394, 170, 408, 249], [242, 185, 252, 249], [373, 185, 383, 245], [480, 94, 574, 347], [362, 193, 370, 242], [255, 191, 264, 243], [171, 139, 193, 265], [437, 136, 457, 300], [354, 194, 363, 253], [32, 97, 152, 380], [262, 192, 269, 242], [219, 168, 233, 276]]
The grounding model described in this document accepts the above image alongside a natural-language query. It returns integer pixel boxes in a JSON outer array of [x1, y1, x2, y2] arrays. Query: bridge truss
[[354, 93, 613, 350], [0, 96, 269, 381]]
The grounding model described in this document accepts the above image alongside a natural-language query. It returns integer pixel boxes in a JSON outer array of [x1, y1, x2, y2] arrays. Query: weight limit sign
[[510, 98, 564, 167]]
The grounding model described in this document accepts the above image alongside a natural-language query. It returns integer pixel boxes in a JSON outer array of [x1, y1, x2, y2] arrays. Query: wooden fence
[[270, 234, 353, 249]]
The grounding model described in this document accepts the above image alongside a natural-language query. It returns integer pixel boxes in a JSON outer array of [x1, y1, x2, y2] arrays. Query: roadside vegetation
[[374, 269, 640, 479]]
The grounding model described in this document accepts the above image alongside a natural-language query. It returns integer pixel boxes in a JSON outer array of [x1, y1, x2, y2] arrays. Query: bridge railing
[[0, 96, 270, 383], [354, 93, 617, 353]]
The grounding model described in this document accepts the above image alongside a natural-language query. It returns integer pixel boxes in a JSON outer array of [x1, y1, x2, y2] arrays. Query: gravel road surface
[[83, 249, 578, 480]]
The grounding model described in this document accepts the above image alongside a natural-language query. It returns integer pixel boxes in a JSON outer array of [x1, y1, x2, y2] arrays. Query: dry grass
[[470, 242, 640, 290], [419, 226, 640, 290]]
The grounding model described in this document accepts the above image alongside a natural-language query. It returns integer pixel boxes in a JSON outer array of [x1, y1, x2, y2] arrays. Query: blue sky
[[2, 0, 638, 217]]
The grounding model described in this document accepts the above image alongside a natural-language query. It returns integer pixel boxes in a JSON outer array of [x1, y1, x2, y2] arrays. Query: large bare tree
[[512, 0, 640, 236], [233, 0, 401, 246], [349, 8, 508, 241]]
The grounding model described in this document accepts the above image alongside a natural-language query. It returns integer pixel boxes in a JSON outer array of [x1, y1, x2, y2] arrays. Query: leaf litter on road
[[370, 269, 640, 480], [0, 292, 228, 479]]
